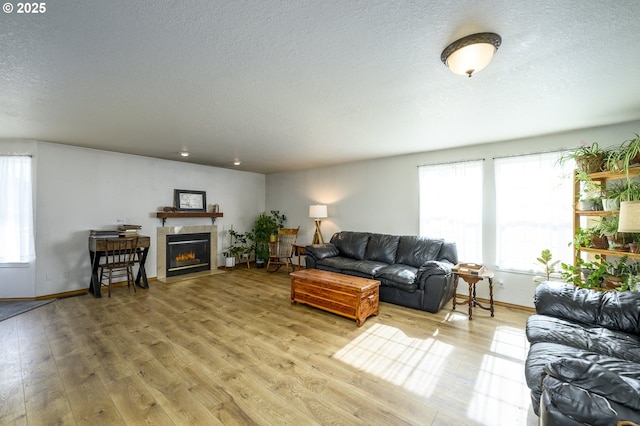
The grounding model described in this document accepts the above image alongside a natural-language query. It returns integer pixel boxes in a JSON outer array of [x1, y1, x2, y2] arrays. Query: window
[[419, 160, 483, 263], [494, 152, 574, 272], [0, 156, 35, 264]]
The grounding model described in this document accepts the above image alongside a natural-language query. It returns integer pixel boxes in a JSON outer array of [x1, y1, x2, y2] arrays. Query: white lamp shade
[[309, 204, 328, 219], [445, 42, 496, 76], [618, 201, 640, 232]]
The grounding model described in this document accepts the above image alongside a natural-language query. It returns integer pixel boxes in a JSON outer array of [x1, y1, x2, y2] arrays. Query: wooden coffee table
[[290, 269, 380, 326]]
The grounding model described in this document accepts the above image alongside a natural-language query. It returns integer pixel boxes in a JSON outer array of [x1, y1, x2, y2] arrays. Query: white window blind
[[419, 160, 483, 263], [0, 156, 35, 264], [494, 152, 574, 272]]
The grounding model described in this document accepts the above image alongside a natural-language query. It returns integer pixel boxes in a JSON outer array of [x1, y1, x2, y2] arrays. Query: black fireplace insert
[[166, 233, 211, 277]]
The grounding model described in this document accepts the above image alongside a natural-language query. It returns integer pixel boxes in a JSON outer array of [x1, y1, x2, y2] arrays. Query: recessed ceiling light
[[179, 151, 189, 157], [233, 160, 241, 166]]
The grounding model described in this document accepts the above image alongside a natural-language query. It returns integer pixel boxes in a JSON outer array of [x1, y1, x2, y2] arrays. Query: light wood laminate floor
[[0, 267, 538, 425]]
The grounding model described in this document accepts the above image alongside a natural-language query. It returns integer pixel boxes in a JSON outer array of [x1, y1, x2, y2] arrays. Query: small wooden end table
[[293, 244, 306, 270], [452, 269, 494, 320]]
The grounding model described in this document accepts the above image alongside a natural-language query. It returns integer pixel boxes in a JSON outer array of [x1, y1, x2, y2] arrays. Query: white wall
[[0, 140, 265, 298], [266, 120, 640, 308]]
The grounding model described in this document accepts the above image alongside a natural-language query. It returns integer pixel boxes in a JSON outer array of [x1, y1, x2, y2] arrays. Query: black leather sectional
[[305, 231, 458, 313], [526, 281, 640, 425]]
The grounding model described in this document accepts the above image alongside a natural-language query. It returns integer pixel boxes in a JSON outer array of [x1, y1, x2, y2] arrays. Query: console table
[[88, 235, 151, 298]]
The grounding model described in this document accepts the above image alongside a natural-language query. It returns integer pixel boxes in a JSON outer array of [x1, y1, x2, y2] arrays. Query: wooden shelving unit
[[156, 211, 223, 226], [573, 167, 640, 267]]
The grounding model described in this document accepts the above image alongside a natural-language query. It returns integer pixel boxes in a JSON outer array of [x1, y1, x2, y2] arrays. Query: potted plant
[[603, 255, 637, 290], [533, 249, 561, 283], [606, 133, 640, 177], [250, 210, 287, 268], [576, 175, 602, 211], [598, 215, 628, 251], [602, 181, 625, 211], [560, 141, 606, 174], [223, 229, 251, 268], [571, 227, 607, 251], [585, 224, 609, 249], [562, 255, 610, 290], [618, 180, 640, 202], [629, 234, 640, 254]]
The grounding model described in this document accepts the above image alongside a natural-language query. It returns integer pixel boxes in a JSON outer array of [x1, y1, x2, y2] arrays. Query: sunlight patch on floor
[[332, 323, 453, 397], [467, 326, 532, 425]]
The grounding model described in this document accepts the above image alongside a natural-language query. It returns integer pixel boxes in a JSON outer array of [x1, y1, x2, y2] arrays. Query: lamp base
[[312, 220, 324, 244]]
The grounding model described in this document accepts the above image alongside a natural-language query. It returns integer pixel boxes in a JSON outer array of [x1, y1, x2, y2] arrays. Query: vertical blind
[[0, 156, 35, 263], [418, 160, 483, 263]]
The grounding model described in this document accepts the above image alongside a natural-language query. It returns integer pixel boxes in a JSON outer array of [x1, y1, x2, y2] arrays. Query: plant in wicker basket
[[560, 141, 606, 174]]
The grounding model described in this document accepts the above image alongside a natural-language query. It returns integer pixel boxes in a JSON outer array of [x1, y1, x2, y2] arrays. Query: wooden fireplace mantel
[[156, 212, 223, 226]]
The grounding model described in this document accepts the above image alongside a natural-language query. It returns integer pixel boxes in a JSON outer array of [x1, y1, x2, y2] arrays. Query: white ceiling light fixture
[[179, 151, 189, 157], [233, 160, 241, 166], [441, 32, 502, 78]]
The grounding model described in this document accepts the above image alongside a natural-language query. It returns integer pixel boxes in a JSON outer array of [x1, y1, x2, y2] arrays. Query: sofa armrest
[[416, 260, 453, 282], [305, 243, 339, 261]]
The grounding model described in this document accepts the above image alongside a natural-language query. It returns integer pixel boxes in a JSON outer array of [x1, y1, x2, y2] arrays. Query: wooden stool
[[452, 269, 494, 320]]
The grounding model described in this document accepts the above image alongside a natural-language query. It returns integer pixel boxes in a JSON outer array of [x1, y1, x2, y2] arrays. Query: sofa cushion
[[331, 232, 371, 260], [317, 256, 361, 271], [544, 357, 640, 413], [364, 233, 400, 264], [375, 264, 418, 292], [535, 281, 640, 335], [343, 260, 388, 277], [395, 236, 443, 267], [527, 314, 640, 363]]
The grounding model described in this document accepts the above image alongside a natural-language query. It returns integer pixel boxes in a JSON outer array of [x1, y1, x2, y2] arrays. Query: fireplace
[[166, 233, 211, 277]]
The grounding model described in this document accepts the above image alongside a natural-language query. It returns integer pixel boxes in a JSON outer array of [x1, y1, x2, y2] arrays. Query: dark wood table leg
[[452, 275, 458, 310], [489, 278, 494, 317], [135, 247, 150, 288], [468, 282, 473, 320], [88, 250, 102, 298]]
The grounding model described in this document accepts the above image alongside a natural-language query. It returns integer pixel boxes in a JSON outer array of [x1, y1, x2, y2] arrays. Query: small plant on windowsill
[[533, 249, 562, 283]]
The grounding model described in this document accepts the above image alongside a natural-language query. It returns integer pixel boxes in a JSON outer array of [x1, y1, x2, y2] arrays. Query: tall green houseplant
[[250, 210, 286, 265]]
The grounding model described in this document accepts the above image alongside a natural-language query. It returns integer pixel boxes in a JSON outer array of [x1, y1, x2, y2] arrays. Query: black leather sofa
[[525, 281, 640, 425], [305, 231, 458, 313]]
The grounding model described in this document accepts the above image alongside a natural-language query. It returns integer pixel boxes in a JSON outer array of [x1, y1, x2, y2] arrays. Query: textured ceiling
[[2, 0, 640, 174]]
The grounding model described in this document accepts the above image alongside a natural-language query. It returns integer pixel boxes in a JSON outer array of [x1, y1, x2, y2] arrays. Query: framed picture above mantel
[[174, 189, 206, 211]]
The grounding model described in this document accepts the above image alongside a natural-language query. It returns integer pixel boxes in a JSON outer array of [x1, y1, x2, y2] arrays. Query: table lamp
[[309, 204, 328, 244], [618, 201, 640, 232]]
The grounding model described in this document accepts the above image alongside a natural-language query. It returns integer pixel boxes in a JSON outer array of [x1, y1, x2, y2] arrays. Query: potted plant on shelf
[[577, 175, 603, 211], [560, 141, 607, 174], [250, 210, 287, 268], [223, 229, 251, 268], [602, 181, 625, 211], [618, 180, 640, 202], [561, 255, 609, 290], [606, 133, 640, 177], [599, 215, 627, 251]]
